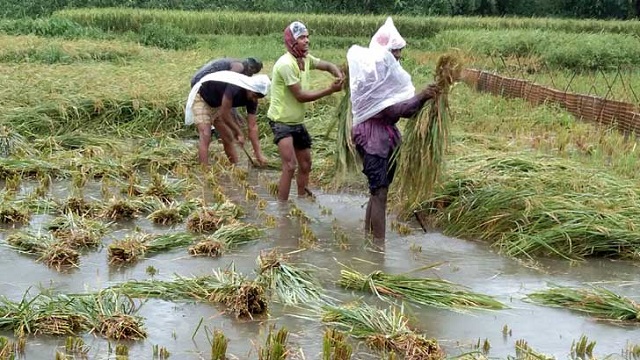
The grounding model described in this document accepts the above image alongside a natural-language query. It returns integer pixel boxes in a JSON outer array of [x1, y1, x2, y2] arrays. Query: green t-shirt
[[267, 53, 320, 125]]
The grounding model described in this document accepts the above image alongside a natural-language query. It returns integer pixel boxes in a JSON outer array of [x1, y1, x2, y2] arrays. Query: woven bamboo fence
[[461, 69, 640, 133]]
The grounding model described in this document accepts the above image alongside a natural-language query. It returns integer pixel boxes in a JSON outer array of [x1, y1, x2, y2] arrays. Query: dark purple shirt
[[352, 94, 426, 158]]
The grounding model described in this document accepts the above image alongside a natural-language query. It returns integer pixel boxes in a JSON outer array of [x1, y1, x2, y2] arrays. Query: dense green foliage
[[2, 0, 639, 19]]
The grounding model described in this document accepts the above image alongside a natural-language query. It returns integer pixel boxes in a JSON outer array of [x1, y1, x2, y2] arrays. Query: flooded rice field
[[1, 148, 639, 360]]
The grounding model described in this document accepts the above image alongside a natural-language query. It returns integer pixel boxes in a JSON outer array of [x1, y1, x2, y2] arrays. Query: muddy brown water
[[1, 164, 639, 359]]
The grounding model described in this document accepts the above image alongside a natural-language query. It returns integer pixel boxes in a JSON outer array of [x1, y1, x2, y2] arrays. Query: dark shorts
[[269, 121, 312, 150], [357, 145, 397, 194]]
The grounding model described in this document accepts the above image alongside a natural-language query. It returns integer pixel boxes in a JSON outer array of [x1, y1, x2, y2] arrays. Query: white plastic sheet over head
[[347, 45, 414, 126]]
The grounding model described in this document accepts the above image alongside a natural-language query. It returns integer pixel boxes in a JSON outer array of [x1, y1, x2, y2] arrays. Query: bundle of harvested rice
[[72, 290, 146, 340], [256, 250, 328, 306], [322, 303, 443, 360], [99, 197, 141, 220], [339, 268, 505, 310], [394, 54, 462, 212], [57, 197, 95, 217], [6, 232, 79, 270], [135, 174, 190, 203], [189, 221, 262, 257], [146, 201, 184, 225], [186, 202, 243, 233], [330, 64, 359, 185], [46, 213, 109, 248], [108, 232, 198, 263], [0, 336, 16, 359], [515, 339, 554, 360], [526, 285, 640, 322], [0, 202, 30, 223], [111, 267, 267, 318]]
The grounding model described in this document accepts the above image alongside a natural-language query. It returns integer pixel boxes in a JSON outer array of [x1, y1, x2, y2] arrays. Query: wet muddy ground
[[1, 157, 639, 359]]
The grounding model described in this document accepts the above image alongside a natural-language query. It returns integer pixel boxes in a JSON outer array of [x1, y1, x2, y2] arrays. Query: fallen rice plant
[[186, 202, 243, 233], [0, 293, 85, 337], [189, 221, 262, 257], [72, 290, 146, 340], [108, 231, 198, 263], [152, 344, 170, 359], [111, 266, 267, 318], [146, 201, 185, 225], [299, 222, 318, 248], [258, 325, 289, 360], [390, 221, 412, 236], [256, 250, 328, 306], [321, 303, 444, 360], [526, 285, 640, 322], [339, 267, 505, 310], [6, 231, 79, 270]]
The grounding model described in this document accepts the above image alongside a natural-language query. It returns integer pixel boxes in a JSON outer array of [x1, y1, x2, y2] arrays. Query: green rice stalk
[[338, 267, 505, 310], [515, 339, 554, 360], [0, 158, 67, 180], [0, 336, 16, 360], [65, 336, 90, 356], [321, 303, 443, 360], [256, 250, 328, 306], [526, 285, 640, 322], [146, 232, 198, 253], [211, 329, 228, 360], [394, 54, 462, 212], [322, 328, 352, 360], [0, 125, 33, 157], [111, 267, 267, 318], [571, 335, 596, 359], [258, 325, 289, 360], [34, 132, 124, 153]]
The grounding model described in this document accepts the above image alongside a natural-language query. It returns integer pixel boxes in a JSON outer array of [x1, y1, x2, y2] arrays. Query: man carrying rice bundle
[[186, 57, 269, 168], [268, 21, 344, 201], [349, 17, 439, 244]]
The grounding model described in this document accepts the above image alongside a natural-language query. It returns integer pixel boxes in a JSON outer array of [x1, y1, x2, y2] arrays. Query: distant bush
[[138, 22, 196, 50], [0, 17, 106, 39], [433, 29, 640, 70]]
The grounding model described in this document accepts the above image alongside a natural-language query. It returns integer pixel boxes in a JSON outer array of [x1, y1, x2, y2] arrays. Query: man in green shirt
[[268, 21, 343, 201]]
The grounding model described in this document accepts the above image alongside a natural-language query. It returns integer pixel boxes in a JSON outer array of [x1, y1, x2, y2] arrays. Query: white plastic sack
[[184, 71, 270, 126], [369, 17, 406, 51], [348, 45, 415, 126]]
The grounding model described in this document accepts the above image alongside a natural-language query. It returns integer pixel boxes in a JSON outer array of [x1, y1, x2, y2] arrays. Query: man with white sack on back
[[349, 17, 439, 244], [185, 70, 270, 168]]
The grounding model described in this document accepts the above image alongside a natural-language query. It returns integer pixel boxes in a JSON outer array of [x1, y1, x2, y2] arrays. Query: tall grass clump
[[527, 285, 640, 322], [394, 54, 462, 212], [6, 231, 79, 270], [189, 221, 262, 257]]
